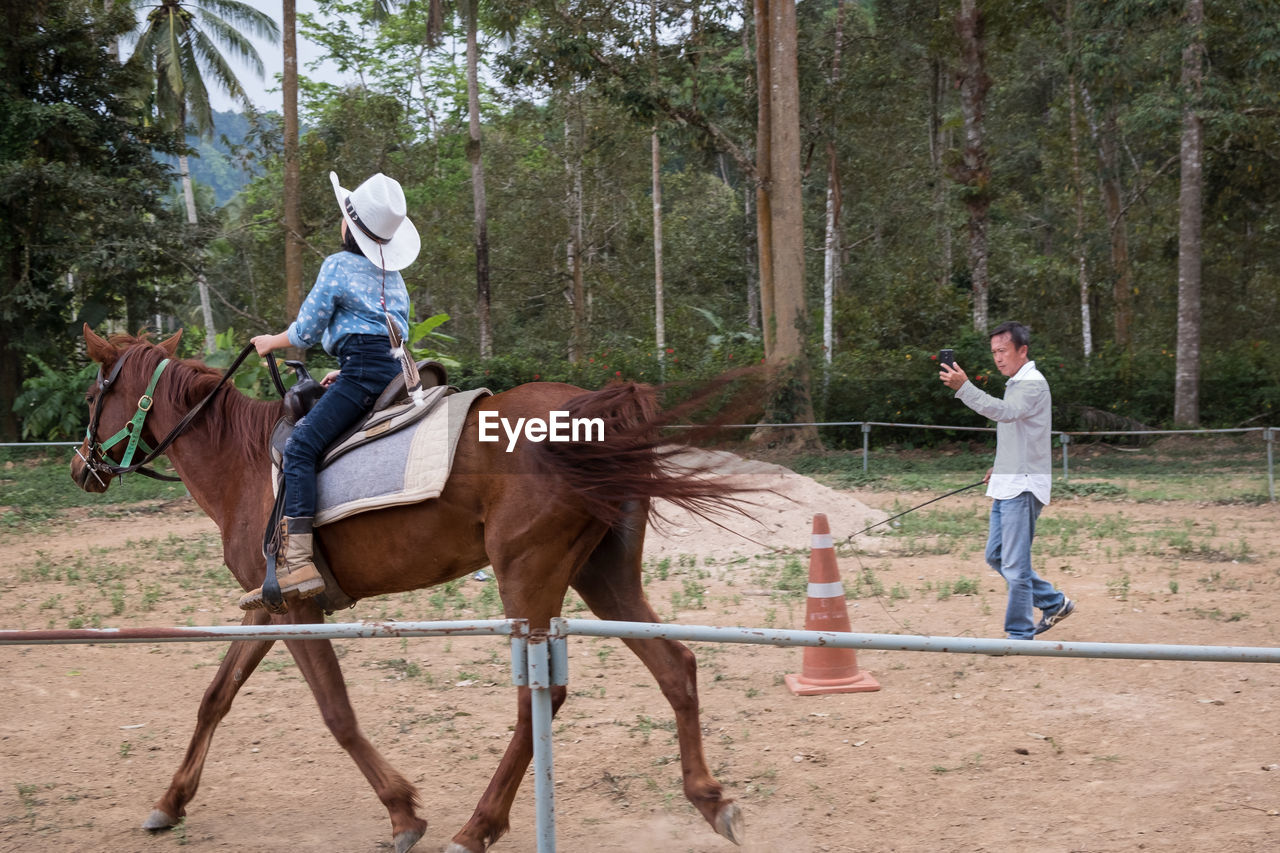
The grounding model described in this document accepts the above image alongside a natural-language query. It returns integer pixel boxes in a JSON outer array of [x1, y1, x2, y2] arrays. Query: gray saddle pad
[[272, 387, 491, 526]]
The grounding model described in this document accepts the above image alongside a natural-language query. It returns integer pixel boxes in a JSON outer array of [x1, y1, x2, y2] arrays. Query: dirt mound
[[644, 449, 887, 563]]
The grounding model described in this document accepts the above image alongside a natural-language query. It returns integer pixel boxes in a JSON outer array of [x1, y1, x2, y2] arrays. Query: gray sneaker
[[1035, 598, 1075, 635]]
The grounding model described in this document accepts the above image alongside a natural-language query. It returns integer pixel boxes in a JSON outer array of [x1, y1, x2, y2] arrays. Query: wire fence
[[5, 423, 1275, 501], [667, 422, 1276, 500]]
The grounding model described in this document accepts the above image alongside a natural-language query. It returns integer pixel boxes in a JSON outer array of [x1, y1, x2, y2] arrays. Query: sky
[[208, 0, 353, 114]]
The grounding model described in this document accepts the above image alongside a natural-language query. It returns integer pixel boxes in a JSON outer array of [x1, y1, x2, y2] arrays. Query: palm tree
[[128, 0, 279, 352], [283, 0, 302, 359]]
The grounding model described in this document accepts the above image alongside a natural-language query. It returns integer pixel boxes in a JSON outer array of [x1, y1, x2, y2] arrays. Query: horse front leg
[[145, 608, 274, 831], [281, 602, 428, 853]]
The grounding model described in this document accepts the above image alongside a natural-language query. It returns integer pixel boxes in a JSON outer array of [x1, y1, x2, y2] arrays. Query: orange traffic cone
[[785, 513, 881, 696]]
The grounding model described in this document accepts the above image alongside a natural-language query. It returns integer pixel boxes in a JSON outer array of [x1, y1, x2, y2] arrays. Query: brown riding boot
[[238, 516, 325, 611]]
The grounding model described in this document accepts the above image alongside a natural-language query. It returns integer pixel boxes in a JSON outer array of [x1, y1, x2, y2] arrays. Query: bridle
[[78, 346, 176, 485], [79, 342, 285, 487]]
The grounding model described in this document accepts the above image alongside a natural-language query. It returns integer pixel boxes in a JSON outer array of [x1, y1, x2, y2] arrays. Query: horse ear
[[83, 323, 115, 365], [158, 329, 183, 356]]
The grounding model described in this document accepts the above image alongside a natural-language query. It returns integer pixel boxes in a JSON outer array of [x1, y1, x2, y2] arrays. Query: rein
[[82, 342, 287, 483]]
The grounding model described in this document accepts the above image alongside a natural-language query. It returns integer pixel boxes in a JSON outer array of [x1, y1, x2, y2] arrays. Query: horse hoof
[[142, 809, 178, 831], [443, 843, 478, 853], [394, 827, 424, 853], [714, 802, 744, 845]]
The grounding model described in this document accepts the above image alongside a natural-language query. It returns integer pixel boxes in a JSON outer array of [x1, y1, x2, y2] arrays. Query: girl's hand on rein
[[251, 332, 290, 357], [321, 370, 340, 388]]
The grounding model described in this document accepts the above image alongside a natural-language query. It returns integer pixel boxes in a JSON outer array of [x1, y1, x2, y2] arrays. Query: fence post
[[526, 624, 561, 853], [1060, 432, 1070, 482], [861, 423, 871, 472]]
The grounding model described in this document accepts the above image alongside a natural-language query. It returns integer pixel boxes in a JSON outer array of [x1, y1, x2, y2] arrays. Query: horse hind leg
[[145, 609, 274, 831], [443, 683, 569, 853], [445, 524, 596, 852], [282, 600, 428, 853], [570, 509, 744, 845]]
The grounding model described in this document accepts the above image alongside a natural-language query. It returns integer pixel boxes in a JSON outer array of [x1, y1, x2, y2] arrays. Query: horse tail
[[532, 382, 746, 527]]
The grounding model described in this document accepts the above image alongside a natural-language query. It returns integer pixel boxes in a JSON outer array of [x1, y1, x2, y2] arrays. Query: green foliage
[[406, 310, 459, 368], [12, 1, 1280, 443], [0, 0, 196, 438], [451, 332, 759, 398], [15, 362, 98, 441], [201, 327, 292, 398]]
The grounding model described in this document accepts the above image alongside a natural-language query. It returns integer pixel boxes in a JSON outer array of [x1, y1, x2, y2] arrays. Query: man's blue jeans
[[283, 334, 400, 518], [985, 491, 1065, 639]]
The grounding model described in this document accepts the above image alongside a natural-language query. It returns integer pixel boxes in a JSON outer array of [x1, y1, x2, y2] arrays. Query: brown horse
[[70, 326, 746, 853]]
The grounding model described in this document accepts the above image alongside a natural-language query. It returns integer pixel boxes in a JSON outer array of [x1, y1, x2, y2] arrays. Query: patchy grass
[[0, 447, 186, 531], [787, 434, 1272, 503]]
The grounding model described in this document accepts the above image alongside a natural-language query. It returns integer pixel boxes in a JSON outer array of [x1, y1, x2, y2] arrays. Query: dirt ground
[[2, 460, 1279, 852]]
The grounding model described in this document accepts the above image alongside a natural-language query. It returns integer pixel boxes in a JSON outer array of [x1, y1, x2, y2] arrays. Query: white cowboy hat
[[330, 171, 420, 271]]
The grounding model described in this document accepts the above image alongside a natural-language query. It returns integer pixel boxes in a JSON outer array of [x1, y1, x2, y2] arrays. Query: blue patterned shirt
[[287, 251, 410, 356]]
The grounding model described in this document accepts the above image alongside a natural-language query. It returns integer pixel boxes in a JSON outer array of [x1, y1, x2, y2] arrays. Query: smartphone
[[938, 348, 956, 368]]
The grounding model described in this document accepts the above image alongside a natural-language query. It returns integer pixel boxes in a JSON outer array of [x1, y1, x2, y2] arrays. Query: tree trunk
[[743, 1, 760, 333], [754, 0, 818, 448], [1174, 0, 1205, 426], [1068, 74, 1092, 358], [1083, 88, 1134, 355], [929, 54, 952, 291], [955, 0, 991, 333], [565, 107, 585, 364], [1100, 112, 1134, 354], [0, 323, 18, 440], [652, 129, 666, 368], [650, 1, 665, 372], [753, 0, 775, 358], [822, 143, 840, 369], [745, 181, 760, 331], [179, 151, 217, 354], [822, 1, 844, 372], [466, 0, 493, 358], [1064, 3, 1092, 358], [282, 0, 303, 361]]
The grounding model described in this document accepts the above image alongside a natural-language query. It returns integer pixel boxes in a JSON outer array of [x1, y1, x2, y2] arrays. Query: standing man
[[939, 321, 1075, 639]]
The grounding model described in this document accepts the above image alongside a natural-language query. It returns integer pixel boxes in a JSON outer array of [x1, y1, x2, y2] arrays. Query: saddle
[[281, 358, 451, 442], [263, 358, 454, 613]]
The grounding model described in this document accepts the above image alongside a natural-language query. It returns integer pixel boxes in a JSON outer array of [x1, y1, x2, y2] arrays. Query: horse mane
[[110, 332, 281, 468]]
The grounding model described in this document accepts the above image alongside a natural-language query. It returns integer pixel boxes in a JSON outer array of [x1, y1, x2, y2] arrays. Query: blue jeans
[[985, 491, 1065, 640], [283, 335, 400, 518]]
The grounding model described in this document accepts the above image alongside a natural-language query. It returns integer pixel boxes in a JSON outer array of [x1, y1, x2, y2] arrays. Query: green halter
[[91, 358, 170, 471]]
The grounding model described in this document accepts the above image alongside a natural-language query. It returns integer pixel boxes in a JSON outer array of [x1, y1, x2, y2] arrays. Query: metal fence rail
[[4, 617, 1279, 852], [0, 619, 515, 645], [554, 619, 1280, 663]]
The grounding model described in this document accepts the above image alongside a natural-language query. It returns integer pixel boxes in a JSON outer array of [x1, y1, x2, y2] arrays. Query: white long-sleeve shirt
[[954, 360, 1052, 505]]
